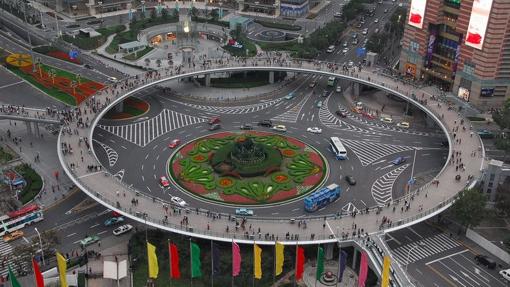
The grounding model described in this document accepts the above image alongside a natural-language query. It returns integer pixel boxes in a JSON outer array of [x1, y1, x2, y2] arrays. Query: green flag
[[8, 265, 21, 287], [316, 246, 324, 280], [191, 242, 202, 278]]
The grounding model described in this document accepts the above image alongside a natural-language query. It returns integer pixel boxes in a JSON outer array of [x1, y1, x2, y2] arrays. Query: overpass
[[0, 106, 61, 136]]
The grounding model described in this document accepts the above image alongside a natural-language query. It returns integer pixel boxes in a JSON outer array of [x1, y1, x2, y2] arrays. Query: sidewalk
[[302, 260, 358, 287], [85, 243, 130, 287]]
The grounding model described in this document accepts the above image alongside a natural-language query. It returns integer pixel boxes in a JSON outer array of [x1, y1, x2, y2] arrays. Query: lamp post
[[405, 243, 425, 273], [34, 227, 45, 266], [97, 1, 103, 26]]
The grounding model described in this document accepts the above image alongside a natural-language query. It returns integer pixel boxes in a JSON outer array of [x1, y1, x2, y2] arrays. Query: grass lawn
[[123, 46, 154, 61], [63, 25, 125, 50], [15, 164, 42, 204], [0, 146, 14, 164]]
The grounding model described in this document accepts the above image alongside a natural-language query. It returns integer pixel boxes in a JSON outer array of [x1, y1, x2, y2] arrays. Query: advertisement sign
[[405, 63, 417, 77], [481, 88, 495, 97], [408, 0, 427, 29], [228, 39, 243, 49], [425, 25, 437, 68], [452, 35, 462, 77], [465, 0, 494, 50], [458, 87, 470, 101]]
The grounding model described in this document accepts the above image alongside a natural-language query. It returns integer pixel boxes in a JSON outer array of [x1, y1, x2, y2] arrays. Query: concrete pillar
[[25, 122, 32, 136], [205, 74, 211, 87], [352, 82, 360, 97], [115, 101, 124, 113], [352, 248, 358, 270], [424, 113, 437, 128], [325, 243, 334, 260], [269, 71, 275, 84], [33, 122, 40, 138], [182, 48, 193, 68]]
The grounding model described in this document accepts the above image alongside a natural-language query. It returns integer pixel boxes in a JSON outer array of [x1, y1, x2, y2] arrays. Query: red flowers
[[46, 50, 81, 65]]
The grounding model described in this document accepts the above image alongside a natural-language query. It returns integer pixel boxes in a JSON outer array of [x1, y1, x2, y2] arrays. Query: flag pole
[[293, 242, 298, 287], [210, 240, 214, 287], [231, 239, 234, 287], [315, 244, 320, 287], [272, 240, 276, 286], [190, 238, 193, 287]]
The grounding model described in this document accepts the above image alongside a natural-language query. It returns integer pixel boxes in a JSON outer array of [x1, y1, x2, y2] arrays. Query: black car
[[474, 255, 497, 269], [208, 124, 221, 131], [258, 120, 273, 127], [345, 175, 356, 185], [240, 124, 253, 130], [84, 64, 93, 69], [335, 110, 347, 118]]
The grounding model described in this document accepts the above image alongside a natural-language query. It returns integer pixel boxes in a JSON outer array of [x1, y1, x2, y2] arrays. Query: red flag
[[358, 251, 368, 287], [32, 257, 44, 287], [295, 246, 305, 281], [232, 241, 241, 277], [169, 243, 181, 279]]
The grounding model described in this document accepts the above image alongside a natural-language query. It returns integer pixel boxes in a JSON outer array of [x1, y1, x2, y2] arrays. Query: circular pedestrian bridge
[[57, 59, 485, 245]]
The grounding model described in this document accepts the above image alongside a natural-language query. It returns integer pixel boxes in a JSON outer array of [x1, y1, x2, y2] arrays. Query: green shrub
[[14, 164, 43, 204]]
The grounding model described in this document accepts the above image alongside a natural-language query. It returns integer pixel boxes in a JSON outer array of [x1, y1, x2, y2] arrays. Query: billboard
[[408, 0, 427, 29], [458, 87, 470, 101], [465, 0, 494, 50], [481, 88, 495, 97]]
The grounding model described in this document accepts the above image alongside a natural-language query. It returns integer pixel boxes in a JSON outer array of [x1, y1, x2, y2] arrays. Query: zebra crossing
[[371, 164, 410, 206], [93, 140, 119, 167], [0, 239, 27, 277], [171, 97, 283, 114], [342, 139, 416, 166], [98, 109, 206, 147], [391, 233, 460, 265], [271, 93, 311, 123]]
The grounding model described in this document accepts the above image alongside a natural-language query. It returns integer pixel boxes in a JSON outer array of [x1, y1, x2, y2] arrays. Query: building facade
[[399, 0, 510, 109]]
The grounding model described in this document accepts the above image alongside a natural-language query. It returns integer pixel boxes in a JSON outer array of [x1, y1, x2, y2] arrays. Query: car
[[374, 18, 379, 23], [391, 157, 407, 165], [362, 28, 368, 35], [397, 121, 410, 128], [477, 129, 495, 139], [309, 81, 318, 88], [80, 235, 100, 247], [208, 117, 220, 125], [316, 101, 323, 108], [272, 125, 287, 132], [326, 45, 335, 53], [113, 224, 133, 236], [474, 255, 497, 269], [171, 196, 187, 207], [500, 269, 510, 282], [381, 117, 393, 124], [3, 230, 24, 242], [343, 42, 348, 47], [336, 86, 342, 93], [352, 33, 358, 39], [334, 12, 342, 18], [345, 175, 356, 185], [240, 123, 253, 130], [84, 64, 93, 69], [335, 110, 347, 117], [160, 176, 170, 187], [352, 39, 359, 45], [235, 208, 254, 216], [322, 90, 330, 97], [209, 124, 221, 131], [104, 216, 125, 226], [307, 127, 322, 134], [168, 139, 181, 148], [258, 120, 273, 127], [284, 93, 296, 100], [342, 47, 349, 54], [348, 61, 354, 68], [107, 76, 118, 83], [384, 8, 388, 13]]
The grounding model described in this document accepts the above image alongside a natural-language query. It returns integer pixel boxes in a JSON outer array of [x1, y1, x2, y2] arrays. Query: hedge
[[254, 20, 301, 31], [15, 164, 43, 204]]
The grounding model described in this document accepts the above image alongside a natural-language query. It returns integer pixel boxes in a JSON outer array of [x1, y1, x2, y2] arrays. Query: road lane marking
[[90, 224, 100, 229], [427, 264, 458, 287], [408, 226, 423, 238], [425, 249, 469, 265], [386, 233, 402, 245], [0, 80, 24, 89], [66, 232, 77, 237], [78, 171, 103, 179], [97, 230, 108, 235]]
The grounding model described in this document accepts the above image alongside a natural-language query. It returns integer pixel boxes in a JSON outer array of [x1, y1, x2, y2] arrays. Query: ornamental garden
[[169, 131, 328, 205]]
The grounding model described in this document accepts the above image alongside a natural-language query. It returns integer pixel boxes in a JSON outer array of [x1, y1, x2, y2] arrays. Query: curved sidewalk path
[[52, 58, 484, 245]]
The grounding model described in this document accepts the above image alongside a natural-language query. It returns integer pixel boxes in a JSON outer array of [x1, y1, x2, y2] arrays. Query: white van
[[326, 45, 335, 53]]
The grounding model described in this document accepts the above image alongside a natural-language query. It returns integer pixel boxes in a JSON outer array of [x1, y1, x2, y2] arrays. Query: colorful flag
[[358, 252, 368, 287], [254, 244, 262, 279], [338, 250, 348, 283], [191, 242, 202, 278], [381, 256, 391, 287], [32, 257, 45, 287], [212, 243, 221, 275], [56, 252, 68, 287], [275, 242, 284, 276], [8, 266, 21, 287], [147, 242, 159, 279], [316, 246, 324, 280], [232, 241, 241, 277], [295, 246, 305, 281], [169, 243, 181, 279]]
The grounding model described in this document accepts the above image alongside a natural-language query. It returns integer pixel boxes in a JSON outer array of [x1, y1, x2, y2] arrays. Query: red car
[[160, 176, 170, 187], [208, 117, 220, 125], [168, 139, 181, 148]]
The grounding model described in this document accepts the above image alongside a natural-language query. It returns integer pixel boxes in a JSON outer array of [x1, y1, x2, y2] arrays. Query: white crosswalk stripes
[[93, 139, 118, 166], [342, 139, 416, 166], [98, 109, 206, 147], [371, 164, 410, 206], [172, 98, 283, 114], [391, 233, 460, 265], [0, 239, 27, 277], [271, 93, 311, 123]]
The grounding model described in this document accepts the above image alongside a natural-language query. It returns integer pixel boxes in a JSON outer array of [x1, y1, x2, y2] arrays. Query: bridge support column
[[351, 82, 360, 98], [325, 242, 334, 260], [425, 113, 436, 128], [25, 122, 32, 136], [352, 248, 359, 270], [114, 101, 124, 113], [205, 74, 211, 87], [269, 71, 275, 84], [33, 122, 40, 138]]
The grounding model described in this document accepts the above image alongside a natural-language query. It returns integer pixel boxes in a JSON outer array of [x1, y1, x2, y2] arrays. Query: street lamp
[[97, 1, 103, 26], [34, 227, 45, 266], [405, 242, 425, 273]]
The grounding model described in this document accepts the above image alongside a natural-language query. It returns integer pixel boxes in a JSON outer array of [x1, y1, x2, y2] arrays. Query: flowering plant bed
[[169, 131, 327, 205], [33, 46, 82, 65]]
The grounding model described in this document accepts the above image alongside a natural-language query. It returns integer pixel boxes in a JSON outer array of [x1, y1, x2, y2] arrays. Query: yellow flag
[[56, 252, 68, 287], [147, 242, 159, 279], [254, 244, 262, 279], [275, 242, 284, 276], [381, 256, 391, 287]]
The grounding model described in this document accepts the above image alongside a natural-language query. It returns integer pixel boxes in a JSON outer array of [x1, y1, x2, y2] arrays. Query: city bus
[[0, 204, 44, 236], [329, 137, 347, 159], [327, 77, 337, 87], [304, 184, 341, 212]]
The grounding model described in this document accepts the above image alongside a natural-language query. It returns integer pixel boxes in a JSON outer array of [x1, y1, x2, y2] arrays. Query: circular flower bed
[[169, 131, 328, 205]]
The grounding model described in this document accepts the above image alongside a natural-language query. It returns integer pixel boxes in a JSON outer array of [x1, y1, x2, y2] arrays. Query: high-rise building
[[399, 0, 510, 109]]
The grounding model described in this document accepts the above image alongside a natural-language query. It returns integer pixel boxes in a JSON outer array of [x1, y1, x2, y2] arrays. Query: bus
[[304, 184, 341, 212], [0, 204, 44, 236], [330, 137, 347, 159], [327, 77, 337, 87]]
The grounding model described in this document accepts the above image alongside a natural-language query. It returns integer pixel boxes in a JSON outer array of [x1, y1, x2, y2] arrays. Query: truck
[[304, 184, 341, 212]]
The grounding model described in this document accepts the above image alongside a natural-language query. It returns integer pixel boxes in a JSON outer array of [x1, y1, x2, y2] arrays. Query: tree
[[161, 7, 168, 19], [495, 183, 510, 215], [451, 188, 487, 230], [493, 99, 510, 130], [150, 8, 157, 19], [191, 6, 199, 18]]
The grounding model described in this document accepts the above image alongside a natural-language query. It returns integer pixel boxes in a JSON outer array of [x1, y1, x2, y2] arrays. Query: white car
[[334, 12, 342, 18], [336, 86, 342, 93], [342, 47, 349, 54], [362, 28, 368, 35], [397, 121, 410, 128], [272, 125, 287, 132], [500, 269, 510, 282], [171, 196, 187, 207], [326, 45, 335, 53], [307, 127, 322, 134], [113, 224, 133, 236], [374, 18, 379, 23], [348, 61, 354, 68], [381, 117, 393, 124]]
